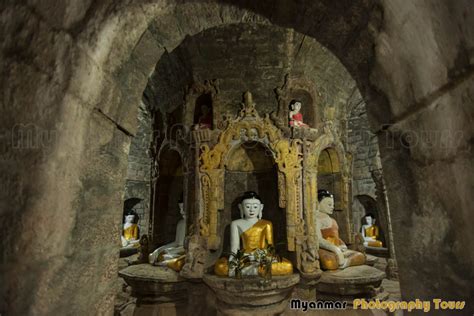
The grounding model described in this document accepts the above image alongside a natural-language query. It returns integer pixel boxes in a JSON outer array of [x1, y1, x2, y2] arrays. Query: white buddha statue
[[361, 214, 383, 247], [214, 191, 293, 277], [149, 201, 186, 272], [121, 210, 140, 248], [316, 190, 365, 270], [288, 100, 308, 127]]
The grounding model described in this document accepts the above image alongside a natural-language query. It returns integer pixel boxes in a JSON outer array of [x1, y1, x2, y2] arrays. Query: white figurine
[[121, 211, 140, 248], [149, 201, 186, 271]]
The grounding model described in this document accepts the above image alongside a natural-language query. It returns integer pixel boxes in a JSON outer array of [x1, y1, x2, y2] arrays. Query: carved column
[[297, 141, 321, 276]]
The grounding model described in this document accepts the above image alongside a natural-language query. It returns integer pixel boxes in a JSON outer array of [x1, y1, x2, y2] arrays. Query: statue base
[[119, 264, 189, 315], [203, 273, 300, 316], [316, 265, 387, 303], [292, 270, 322, 301], [365, 246, 390, 258]]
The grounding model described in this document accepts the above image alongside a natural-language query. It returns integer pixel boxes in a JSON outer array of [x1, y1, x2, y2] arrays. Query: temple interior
[[1, 1, 473, 315]]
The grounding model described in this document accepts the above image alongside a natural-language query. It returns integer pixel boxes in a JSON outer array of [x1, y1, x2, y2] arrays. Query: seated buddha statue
[[214, 191, 293, 277], [194, 104, 212, 130], [316, 190, 366, 270], [149, 200, 186, 272], [288, 100, 308, 128], [361, 214, 383, 248], [121, 210, 140, 248]]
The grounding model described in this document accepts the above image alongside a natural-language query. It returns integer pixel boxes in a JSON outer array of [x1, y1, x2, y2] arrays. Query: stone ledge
[[203, 273, 300, 314], [317, 265, 385, 297], [203, 273, 300, 292], [119, 264, 188, 302]]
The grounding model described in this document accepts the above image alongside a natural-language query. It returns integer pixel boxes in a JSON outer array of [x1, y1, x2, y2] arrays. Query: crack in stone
[[94, 107, 135, 137], [387, 64, 474, 130]]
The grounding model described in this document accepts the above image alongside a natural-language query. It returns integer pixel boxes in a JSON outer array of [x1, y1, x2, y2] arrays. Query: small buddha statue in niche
[[121, 210, 140, 248], [214, 191, 293, 277], [316, 190, 365, 270], [288, 99, 308, 128], [194, 104, 212, 130], [149, 200, 186, 272], [361, 214, 383, 248]]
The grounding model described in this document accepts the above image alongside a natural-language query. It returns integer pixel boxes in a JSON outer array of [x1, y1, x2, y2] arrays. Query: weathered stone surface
[[317, 265, 385, 296], [119, 264, 189, 315], [1, 0, 473, 315], [204, 273, 299, 315], [124, 102, 153, 235]]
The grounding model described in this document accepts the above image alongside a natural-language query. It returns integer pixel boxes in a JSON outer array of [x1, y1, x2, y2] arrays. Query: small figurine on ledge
[[316, 190, 365, 270], [361, 214, 383, 248], [121, 210, 140, 248], [288, 100, 308, 128], [194, 104, 212, 130], [214, 191, 293, 277], [149, 200, 186, 272]]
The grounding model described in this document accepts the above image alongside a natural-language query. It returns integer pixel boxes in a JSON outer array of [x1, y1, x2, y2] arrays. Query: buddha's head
[[318, 189, 334, 214], [124, 210, 138, 224], [364, 214, 375, 226], [238, 191, 263, 220], [290, 99, 302, 113], [178, 199, 185, 218], [201, 104, 210, 116]]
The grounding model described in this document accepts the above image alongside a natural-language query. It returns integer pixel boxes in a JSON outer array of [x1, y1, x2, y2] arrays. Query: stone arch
[[354, 194, 386, 245], [3, 0, 473, 314], [221, 141, 285, 258], [151, 146, 185, 248], [276, 76, 322, 129], [309, 129, 353, 242]]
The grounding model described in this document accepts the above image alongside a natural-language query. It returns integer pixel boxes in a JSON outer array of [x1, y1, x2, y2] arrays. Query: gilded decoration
[[198, 91, 305, 256]]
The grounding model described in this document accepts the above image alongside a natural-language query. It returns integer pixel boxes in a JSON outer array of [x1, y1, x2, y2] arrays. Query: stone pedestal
[[203, 273, 300, 315], [119, 264, 189, 315], [316, 265, 387, 303], [365, 246, 389, 258], [365, 254, 378, 266], [292, 271, 322, 301]]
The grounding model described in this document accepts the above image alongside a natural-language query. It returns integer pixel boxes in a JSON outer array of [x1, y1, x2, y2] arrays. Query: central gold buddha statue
[[214, 191, 293, 277], [316, 190, 366, 270]]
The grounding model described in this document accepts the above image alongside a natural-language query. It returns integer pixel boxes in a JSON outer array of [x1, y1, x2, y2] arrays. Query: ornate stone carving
[[277, 172, 286, 208], [239, 91, 260, 119], [197, 92, 305, 255], [200, 174, 211, 237]]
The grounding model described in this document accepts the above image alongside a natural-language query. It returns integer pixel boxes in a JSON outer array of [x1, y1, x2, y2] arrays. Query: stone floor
[[115, 256, 402, 316]]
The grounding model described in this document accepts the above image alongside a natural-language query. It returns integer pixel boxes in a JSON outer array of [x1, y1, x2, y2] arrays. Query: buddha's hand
[[334, 248, 345, 266]]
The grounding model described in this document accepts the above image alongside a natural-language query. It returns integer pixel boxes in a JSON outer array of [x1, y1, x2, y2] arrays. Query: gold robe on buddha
[[156, 250, 186, 272], [318, 218, 365, 270], [364, 225, 383, 247], [214, 219, 293, 276], [123, 224, 139, 247]]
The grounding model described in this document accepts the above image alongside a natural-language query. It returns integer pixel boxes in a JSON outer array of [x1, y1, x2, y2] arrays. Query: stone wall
[[347, 89, 383, 233], [123, 102, 153, 236], [145, 23, 356, 128], [1, 1, 473, 315]]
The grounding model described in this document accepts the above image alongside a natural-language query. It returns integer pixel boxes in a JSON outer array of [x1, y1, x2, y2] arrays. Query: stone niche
[[221, 141, 288, 259], [193, 92, 214, 129], [355, 194, 387, 248], [152, 148, 184, 249], [317, 147, 350, 243]]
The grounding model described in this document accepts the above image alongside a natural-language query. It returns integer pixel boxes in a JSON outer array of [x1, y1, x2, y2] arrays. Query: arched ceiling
[[143, 23, 358, 120]]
